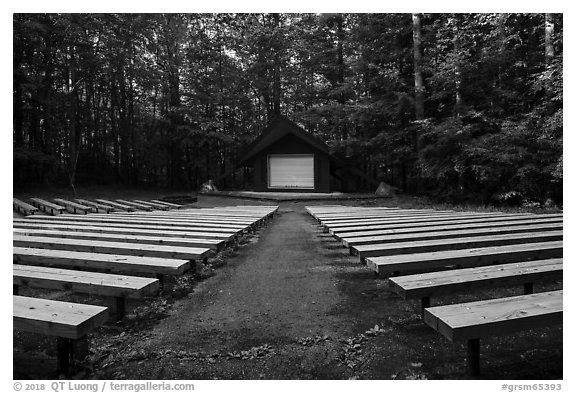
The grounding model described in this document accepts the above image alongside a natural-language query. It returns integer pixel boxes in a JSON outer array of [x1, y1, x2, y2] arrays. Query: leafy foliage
[[13, 13, 562, 205]]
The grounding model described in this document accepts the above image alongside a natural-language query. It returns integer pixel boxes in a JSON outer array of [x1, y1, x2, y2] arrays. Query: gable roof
[[236, 116, 331, 165]]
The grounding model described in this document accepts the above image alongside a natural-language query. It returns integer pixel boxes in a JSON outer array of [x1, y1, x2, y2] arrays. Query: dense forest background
[[13, 13, 563, 206]]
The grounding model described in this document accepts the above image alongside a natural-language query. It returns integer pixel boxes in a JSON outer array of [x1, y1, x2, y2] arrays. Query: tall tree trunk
[[453, 15, 464, 117], [67, 46, 80, 197], [412, 13, 425, 193], [272, 13, 282, 117], [336, 14, 348, 142], [412, 13, 425, 122], [545, 13, 555, 66]]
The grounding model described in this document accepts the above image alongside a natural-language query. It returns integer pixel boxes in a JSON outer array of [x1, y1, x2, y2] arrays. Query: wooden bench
[[389, 259, 563, 312], [106, 211, 258, 224], [13, 235, 212, 261], [341, 222, 563, 248], [331, 214, 564, 237], [29, 198, 66, 215], [150, 199, 183, 209], [75, 199, 114, 213], [14, 228, 225, 250], [13, 198, 38, 216], [13, 220, 236, 241], [53, 199, 91, 215], [352, 230, 563, 260], [14, 295, 108, 374], [13, 264, 159, 321], [423, 290, 563, 376], [323, 212, 526, 228], [20, 214, 248, 230], [366, 241, 563, 276], [317, 210, 456, 222], [95, 199, 135, 212], [116, 199, 154, 211], [334, 216, 564, 240], [13, 219, 242, 239], [13, 247, 192, 285], [133, 200, 169, 210]]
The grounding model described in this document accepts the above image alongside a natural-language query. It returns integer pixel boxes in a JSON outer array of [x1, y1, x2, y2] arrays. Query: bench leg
[[467, 338, 481, 377], [420, 297, 431, 316], [156, 274, 165, 290], [524, 282, 534, 295], [57, 336, 88, 375], [107, 297, 127, 322]]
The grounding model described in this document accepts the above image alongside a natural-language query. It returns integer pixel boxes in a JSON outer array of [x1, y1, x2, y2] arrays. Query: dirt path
[[108, 204, 373, 379]]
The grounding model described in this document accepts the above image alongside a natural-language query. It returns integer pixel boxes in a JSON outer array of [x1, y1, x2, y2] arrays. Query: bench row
[[14, 205, 278, 375], [14, 197, 186, 216], [306, 205, 563, 376]]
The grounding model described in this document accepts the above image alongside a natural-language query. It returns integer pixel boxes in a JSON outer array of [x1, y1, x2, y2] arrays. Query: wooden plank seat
[[423, 290, 563, 376], [13, 264, 160, 321], [29, 198, 66, 215], [90, 212, 258, 226], [100, 212, 262, 230], [312, 210, 446, 222], [164, 212, 271, 225], [341, 222, 563, 248], [166, 212, 274, 221], [175, 206, 278, 215], [13, 221, 236, 241], [322, 212, 528, 227], [327, 213, 544, 232], [308, 207, 421, 215], [316, 209, 452, 219], [13, 247, 192, 284], [75, 199, 114, 213], [13, 235, 212, 261], [14, 198, 39, 216], [94, 199, 135, 212], [20, 214, 248, 230], [13, 295, 109, 374], [115, 199, 154, 211], [334, 216, 564, 240], [132, 200, 170, 210], [16, 217, 244, 234], [366, 241, 563, 276], [104, 211, 260, 224], [150, 199, 183, 209], [330, 214, 564, 237], [14, 228, 225, 250], [389, 258, 563, 312], [52, 198, 91, 215], [352, 230, 563, 260]]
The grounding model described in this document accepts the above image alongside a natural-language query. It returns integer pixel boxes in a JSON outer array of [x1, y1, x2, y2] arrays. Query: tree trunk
[[545, 13, 554, 66], [412, 13, 425, 122], [336, 14, 348, 142], [67, 46, 80, 197], [453, 15, 464, 117], [272, 13, 282, 117], [412, 13, 425, 194]]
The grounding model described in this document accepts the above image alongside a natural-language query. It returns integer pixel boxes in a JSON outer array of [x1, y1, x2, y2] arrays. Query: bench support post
[[420, 297, 431, 315], [57, 336, 89, 375], [156, 273, 165, 290], [107, 296, 127, 322], [524, 282, 534, 295], [467, 338, 481, 376]]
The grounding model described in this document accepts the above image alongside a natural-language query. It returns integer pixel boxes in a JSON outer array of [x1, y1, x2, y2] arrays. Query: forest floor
[[12, 194, 563, 380]]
